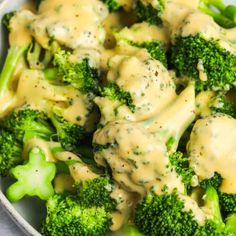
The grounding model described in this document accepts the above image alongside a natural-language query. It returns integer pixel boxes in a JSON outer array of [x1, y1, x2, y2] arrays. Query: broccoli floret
[[133, 41, 167, 67], [209, 93, 236, 118], [99, 83, 135, 112], [75, 176, 117, 212], [27, 41, 53, 70], [0, 129, 23, 176], [41, 193, 112, 236], [200, 172, 223, 190], [169, 152, 195, 191], [135, 186, 228, 236], [6, 147, 56, 202], [50, 112, 85, 151], [134, 0, 164, 25], [171, 34, 236, 91], [3, 108, 55, 142], [219, 193, 236, 213], [44, 50, 99, 94], [200, 172, 236, 213], [134, 0, 236, 28], [101, 0, 122, 11], [2, 11, 16, 31], [134, 190, 199, 235]]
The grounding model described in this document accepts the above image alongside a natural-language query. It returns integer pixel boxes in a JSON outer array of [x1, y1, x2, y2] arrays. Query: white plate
[[0, 0, 235, 235]]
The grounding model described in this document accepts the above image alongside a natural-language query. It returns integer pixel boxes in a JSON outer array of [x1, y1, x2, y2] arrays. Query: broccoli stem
[[43, 68, 58, 80], [6, 147, 56, 202], [27, 42, 53, 69], [225, 213, 236, 233], [199, 0, 236, 28], [0, 46, 28, 98], [203, 186, 224, 226], [143, 84, 195, 151]]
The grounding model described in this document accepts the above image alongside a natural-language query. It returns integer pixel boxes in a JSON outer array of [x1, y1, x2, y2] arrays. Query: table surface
[[0, 205, 25, 236]]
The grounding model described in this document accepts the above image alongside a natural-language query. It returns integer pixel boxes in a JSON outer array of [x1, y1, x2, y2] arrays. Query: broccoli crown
[[101, 0, 122, 11], [99, 83, 135, 112], [194, 220, 228, 236], [169, 152, 195, 190], [53, 50, 99, 93], [3, 109, 55, 141], [131, 41, 167, 67], [171, 34, 236, 91], [200, 172, 223, 190], [219, 192, 236, 213], [51, 113, 85, 151], [41, 194, 112, 236], [134, 0, 164, 25], [200, 172, 236, 213], [210, 94, 236, 118], [0, 129, 23, 176], [75, 176, 117, 212], [2, 11, 16, 31], [134, 190, 199, 236]]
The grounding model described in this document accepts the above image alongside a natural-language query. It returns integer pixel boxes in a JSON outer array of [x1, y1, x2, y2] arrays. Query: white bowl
[[0, 0, 235, 235]]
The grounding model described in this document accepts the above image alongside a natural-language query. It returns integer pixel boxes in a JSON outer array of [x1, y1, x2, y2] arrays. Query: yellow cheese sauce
[[96, 49, 176, 124], [29, 0, 108, 49], [188, 114, 236, 194]]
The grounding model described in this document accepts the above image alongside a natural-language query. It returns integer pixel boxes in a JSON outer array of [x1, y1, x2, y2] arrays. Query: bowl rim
[[0, 189, 41, 236]]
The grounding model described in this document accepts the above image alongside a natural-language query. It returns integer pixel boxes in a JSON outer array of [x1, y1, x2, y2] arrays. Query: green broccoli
[[43, 50, 99, 94], [199, 0, 236, 28], [115, 23, 168, 67], [41, 193, 112, 236], [134, 0, 236, 28], [171, 33, 236, 91], [0, 12, 29, 109], [3, 108, 55, 142], [2, 11, 16, 31], [134, 0, 164, 25], [50, 112, 85, 151], [134, 186, 229, 236], [200, 172, 236, 213], [75, 176, 117, 212], [225, 213, 236, 233], [0, 44, 28, 99], [101, 0, 122, 11], [27, 41, 52, 70], [99, 83, 135, 112], [209, 93, 236, 118], [6, 147, 56, 202], [169, 151, 195, 191], [0, 129, 23, 175]]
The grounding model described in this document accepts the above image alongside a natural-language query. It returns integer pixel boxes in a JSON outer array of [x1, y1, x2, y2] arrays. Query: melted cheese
[[96, 49, 176, 124], [16, 69, 89, 127], [29, 0, 108, 49], [94, 120, 185, 196], [9, 10, 34, 47], [188, 114, 236, 194], [116, 22, 169, 44]]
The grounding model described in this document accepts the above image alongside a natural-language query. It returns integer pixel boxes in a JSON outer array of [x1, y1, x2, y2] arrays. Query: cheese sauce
[[188, 114, 236, 194], [96, 49, 176, 124], [29, 0, 108, 49]]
